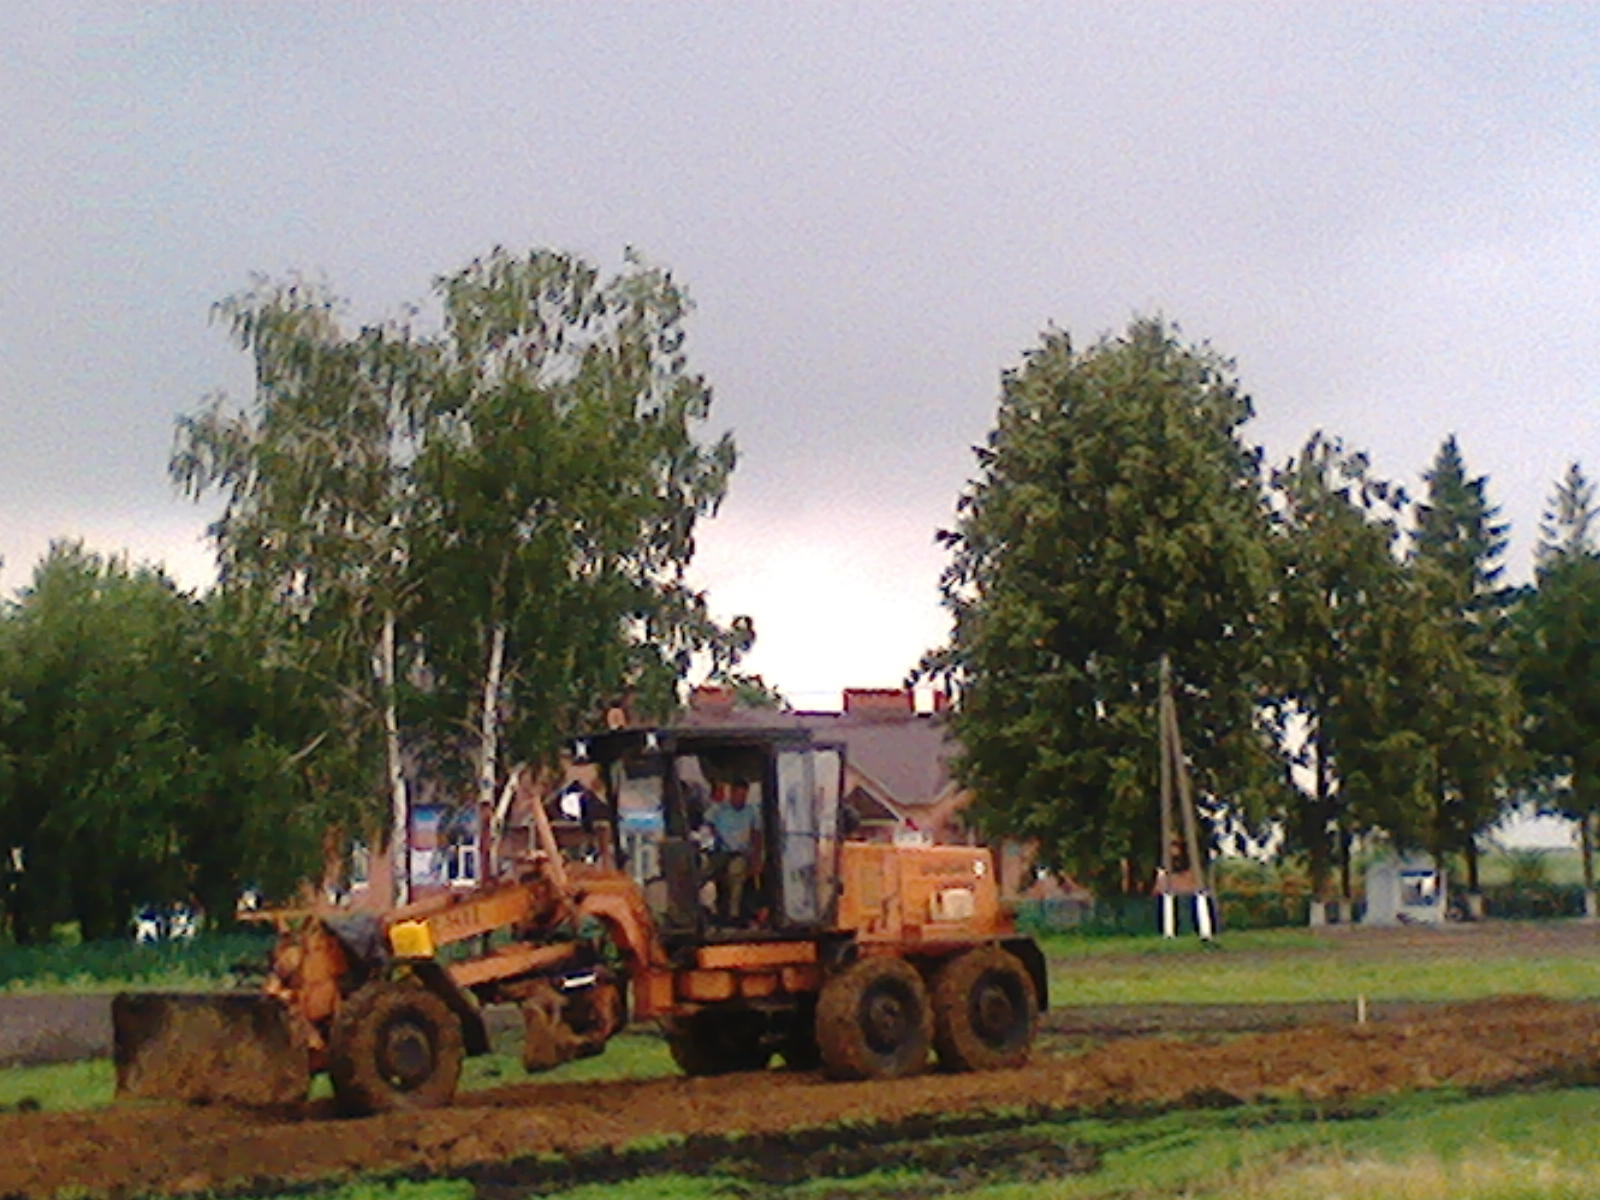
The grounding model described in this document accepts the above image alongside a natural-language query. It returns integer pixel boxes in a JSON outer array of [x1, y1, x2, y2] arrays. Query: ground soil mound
[[4, 995, 1596, 1198]]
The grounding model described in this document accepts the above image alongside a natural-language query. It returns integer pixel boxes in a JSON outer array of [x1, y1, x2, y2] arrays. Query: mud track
[[5, 995, 1599, 1198]]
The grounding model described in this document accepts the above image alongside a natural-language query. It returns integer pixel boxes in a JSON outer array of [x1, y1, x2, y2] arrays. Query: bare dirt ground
[[5, 995, 1599, 1198]]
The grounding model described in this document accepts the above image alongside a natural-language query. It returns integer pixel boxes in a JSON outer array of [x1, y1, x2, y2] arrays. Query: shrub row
[[0, 930, 274, 989], [1016, 884, 1594, 933]]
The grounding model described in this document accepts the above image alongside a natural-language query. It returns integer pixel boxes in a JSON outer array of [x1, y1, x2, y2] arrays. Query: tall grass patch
[[0, 931, 274, 993]]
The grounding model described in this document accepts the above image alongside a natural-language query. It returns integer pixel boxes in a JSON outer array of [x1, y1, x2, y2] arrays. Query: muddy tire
[[816, 957, 931, 1080], [665, 1009, 770, 1075], [329, 981, 463, 1115], [931, 946, 1037, 1072]]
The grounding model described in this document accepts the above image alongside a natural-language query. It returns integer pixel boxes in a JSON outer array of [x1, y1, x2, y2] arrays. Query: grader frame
[[113, 725, 1045, 1114]]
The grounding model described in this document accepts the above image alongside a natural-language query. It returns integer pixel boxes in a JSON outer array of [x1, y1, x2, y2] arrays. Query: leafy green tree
[[923, 319, 1283, 893], [718, 672, 789, 712], [1406, 436, 1521, 890], [1269, 433, 1407, 899], [1517, 462, 1600, 908], [174, 249, 748, 890], [0, 545, 328, 941], [409, 249, 747, 819], [172, 278, 422, 897]]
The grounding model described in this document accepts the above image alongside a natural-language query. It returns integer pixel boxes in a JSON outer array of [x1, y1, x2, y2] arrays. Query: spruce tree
[[1518, 462, 1600, 910], [1270, 433, 1407, 900], [1407, 436, 1520, 892]]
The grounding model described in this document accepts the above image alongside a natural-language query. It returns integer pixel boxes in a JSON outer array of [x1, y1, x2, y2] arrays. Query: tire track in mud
[[4, 996, 1598, 1198]]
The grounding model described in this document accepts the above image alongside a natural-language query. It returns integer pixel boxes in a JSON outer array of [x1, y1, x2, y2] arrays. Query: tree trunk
[[477, 621, 507, 877], [379, 610, 409, 907], [1465, 838, 1480, 893], [1337, 820, 1353, 901], [1308, 726, 1332, 899], [1584, 814, 1596, 894], [1428, 769, 1448, 878], [1579, 766, 1596, 887]]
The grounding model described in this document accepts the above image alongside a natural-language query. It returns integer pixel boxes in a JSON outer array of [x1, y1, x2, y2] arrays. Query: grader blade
[[112, 992, 310, 1107]]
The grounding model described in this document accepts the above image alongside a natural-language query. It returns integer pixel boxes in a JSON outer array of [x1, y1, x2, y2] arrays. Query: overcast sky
[[5, 3, 1599, 715]]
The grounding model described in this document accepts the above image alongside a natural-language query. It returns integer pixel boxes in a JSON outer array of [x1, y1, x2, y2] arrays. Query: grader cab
[[113, 726, 1045, 1114]]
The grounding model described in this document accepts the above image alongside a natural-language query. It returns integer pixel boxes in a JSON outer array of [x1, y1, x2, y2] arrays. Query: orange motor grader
[[113, 725, 1045, 1114]]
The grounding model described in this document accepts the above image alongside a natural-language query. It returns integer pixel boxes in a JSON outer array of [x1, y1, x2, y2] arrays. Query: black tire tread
[[815, 956, 931, 1081], [329, 980, 464, 1115], [930, 946, 1037, 1072]]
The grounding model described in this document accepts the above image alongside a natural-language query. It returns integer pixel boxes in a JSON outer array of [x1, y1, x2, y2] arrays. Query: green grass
[[0, 1058, 112, 1112], [465, 1088, 1600, 1200], [965, 1088, 1600, 1199], [233, 1091, 1600, 1200], [0, 1032, 675, 1113], [265, 1183, 475, 1200], [1040, 925, 1600, 1004], [1038, 928, 1326, 959], [0, 932, 273, 994], [521, 1179, 727, 1200]]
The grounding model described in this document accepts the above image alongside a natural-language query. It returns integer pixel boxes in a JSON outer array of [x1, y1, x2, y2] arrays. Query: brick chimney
[[842, 687, 915, 720], [690, 684, 735, 715]]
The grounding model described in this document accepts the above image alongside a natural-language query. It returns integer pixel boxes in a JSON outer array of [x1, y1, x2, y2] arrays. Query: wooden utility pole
[[1158, 657, 1177, 937], [1157, 655, 1214, 941]]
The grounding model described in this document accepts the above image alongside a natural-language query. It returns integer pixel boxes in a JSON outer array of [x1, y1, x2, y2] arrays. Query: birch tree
[[410, 248, 746, 821], [174, 250, 748, 891]]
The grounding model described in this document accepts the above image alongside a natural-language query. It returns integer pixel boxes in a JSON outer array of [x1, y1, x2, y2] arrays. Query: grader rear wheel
[[329, 981, 464, 1115], [816, 957, 932, 1080], [931, 946, 1037, 1072]]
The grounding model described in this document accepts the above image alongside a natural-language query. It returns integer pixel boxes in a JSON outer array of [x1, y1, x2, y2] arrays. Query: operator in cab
[[705, 779, 762, 926]]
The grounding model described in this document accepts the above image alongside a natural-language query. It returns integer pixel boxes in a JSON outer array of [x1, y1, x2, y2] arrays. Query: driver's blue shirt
[[707, 801, 759, 853]]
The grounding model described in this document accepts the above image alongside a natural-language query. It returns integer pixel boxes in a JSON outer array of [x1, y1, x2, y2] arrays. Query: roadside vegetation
[[0, 1032, 674, 1113], [1039, 923, 1600, 1004], [0, 930, 273, 994]]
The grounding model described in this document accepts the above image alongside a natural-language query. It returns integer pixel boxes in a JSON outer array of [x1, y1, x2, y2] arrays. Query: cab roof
[[567, 725, 817, 764]]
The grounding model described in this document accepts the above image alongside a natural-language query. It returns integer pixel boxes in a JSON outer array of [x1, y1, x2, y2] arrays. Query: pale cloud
[[3, 1, 1599, 703]]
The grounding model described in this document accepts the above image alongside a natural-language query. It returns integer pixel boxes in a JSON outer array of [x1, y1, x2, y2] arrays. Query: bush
[[1480, 882, 1587, 920], [0, 930, 274, 991], [1016, 889, 1310, 935], [1218, 889, 1311, 930]]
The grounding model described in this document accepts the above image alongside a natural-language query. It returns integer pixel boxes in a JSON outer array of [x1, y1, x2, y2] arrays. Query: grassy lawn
[[0, 1033, 675, 1113], [233, 1088, 1600, 1200], [534, 1089, 1600, 1200], [1040, 924, 1600, 1004], [0, 931, 273, 994]]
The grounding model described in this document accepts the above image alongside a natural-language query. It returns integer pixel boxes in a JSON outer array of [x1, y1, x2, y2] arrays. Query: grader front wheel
[[329, 982, 464, 1115], [816, 957, 932, 1080], [931, 946, 1037, 1072]]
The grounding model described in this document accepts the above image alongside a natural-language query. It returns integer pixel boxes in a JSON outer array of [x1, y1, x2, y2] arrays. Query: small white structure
[[1363, 854, 1448, 926]]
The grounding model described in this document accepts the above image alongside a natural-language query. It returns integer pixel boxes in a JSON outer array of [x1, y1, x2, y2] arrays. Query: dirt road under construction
[[5, 995, 1599, 1197]]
